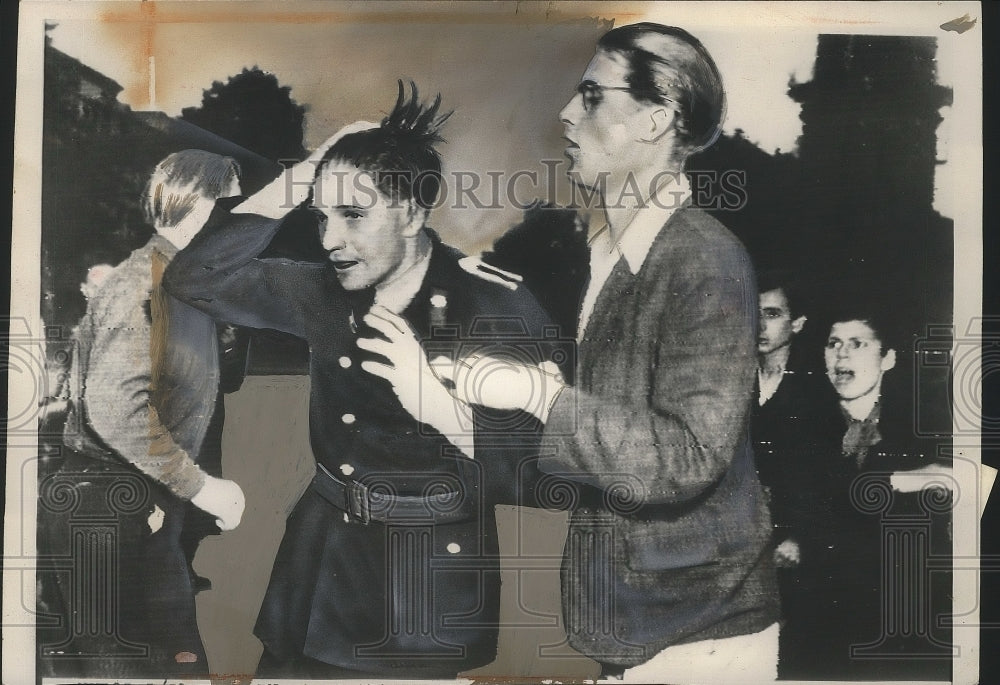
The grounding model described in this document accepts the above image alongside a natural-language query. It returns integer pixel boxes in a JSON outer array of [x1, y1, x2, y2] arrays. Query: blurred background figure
[[79, 262, 114, 300], [780, 302, 952, 680], [749, 270, 841, 677], [37, 150, 247, 679]]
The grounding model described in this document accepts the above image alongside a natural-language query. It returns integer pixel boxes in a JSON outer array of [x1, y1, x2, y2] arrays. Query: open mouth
[[331, 260, 359, 272], [833, 368, 854, 382], [563, 136, 579, 150]]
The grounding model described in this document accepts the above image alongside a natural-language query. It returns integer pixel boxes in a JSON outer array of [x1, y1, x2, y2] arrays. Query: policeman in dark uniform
[[164, 83, 557, 679]]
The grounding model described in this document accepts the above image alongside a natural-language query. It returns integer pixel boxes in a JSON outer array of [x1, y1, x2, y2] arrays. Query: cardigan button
[[342, 413, 356, 425]]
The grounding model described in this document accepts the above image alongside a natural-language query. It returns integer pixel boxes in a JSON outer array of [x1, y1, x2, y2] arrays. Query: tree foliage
[[181, 67, 307, 162]]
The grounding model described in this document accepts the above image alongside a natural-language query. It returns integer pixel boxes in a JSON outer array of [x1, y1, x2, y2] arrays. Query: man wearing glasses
[[437, 23, 780, 682]]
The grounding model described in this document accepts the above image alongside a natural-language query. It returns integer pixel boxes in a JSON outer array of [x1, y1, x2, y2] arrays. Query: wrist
[[233, 167, 309, 219], [425, 382, 475, 459], [174, 463, 208, 501], [531, 371, 565, 424]]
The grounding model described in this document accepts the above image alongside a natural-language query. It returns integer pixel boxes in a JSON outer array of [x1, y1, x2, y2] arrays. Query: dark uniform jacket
[[752, 364, 841, 540], [163, 207, 554, 676], [539, 206, 780, 666], [785, 384, 952, 680]]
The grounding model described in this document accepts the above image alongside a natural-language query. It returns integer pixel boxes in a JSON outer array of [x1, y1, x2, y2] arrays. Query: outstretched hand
[[437, 353, 565, 423], [358, 306, 474, 456]]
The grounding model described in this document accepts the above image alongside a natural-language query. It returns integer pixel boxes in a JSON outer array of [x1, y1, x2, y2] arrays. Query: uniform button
[[339, 463, 355, 476], [341, 413, 356, 425], [430, 294, 448, 308], [446, 543, 461, 554], [338, 356, 352, 369]]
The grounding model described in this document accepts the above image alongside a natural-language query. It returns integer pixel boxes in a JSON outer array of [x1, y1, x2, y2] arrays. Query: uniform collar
[[415, 228, 468, 287], [590, 173, 691, 275]]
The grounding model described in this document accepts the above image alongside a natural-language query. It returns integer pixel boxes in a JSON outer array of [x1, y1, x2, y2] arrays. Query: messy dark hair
[[757, 269, 807, 319], [824, 301, 901, 354], [320, 81, 453, 210]]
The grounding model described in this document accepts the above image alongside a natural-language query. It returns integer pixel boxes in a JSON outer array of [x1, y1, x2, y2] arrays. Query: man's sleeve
[[163, 210, 312, 336], [85, 279, 206, 500], [541, 247, 757, 506]]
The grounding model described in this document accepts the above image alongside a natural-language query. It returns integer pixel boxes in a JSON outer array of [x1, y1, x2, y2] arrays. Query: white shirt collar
[[590, 173, 692, 275], [373, 244, 433, 314], [757, 366, 786, 406]]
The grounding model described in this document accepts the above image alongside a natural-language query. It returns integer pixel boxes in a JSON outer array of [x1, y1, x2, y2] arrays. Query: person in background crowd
[[38, 150, 246, 678], [750, 271, 841, 676], [785, 302, 952, 680]]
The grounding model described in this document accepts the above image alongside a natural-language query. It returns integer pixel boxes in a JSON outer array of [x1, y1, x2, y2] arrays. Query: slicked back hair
[[598, 23, 725, 156], [320, 81, 453, 211], [142, 150, 240, 228]]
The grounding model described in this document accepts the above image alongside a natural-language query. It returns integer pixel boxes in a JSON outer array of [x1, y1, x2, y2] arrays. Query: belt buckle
[[347, 480, 372, 524]]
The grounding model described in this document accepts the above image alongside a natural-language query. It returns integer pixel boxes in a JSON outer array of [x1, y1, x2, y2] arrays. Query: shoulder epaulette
[[458, 257, 523, 291]]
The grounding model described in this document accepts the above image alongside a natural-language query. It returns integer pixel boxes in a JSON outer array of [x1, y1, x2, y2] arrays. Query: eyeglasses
[[825, 338, 875, 352], [575, 82, 671, 112], [575, 82, 634, 112]]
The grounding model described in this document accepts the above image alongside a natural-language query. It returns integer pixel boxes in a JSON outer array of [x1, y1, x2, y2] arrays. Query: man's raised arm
[[164, 121, 377, 334], [163, 209, 310, 335]]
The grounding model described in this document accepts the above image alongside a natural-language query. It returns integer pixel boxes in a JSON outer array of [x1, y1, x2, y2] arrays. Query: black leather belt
[[312, 463, 474, 525]]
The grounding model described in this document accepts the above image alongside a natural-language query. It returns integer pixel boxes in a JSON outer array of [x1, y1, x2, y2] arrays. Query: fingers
[[359, 308, 420, 369], [364, 306, 410, 338], [357, 307, 415, 365], [360, 359, 395, 383], [308, 120, 379, 163], [215, 507, 242, 531], [356, 335, 395, 359]]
